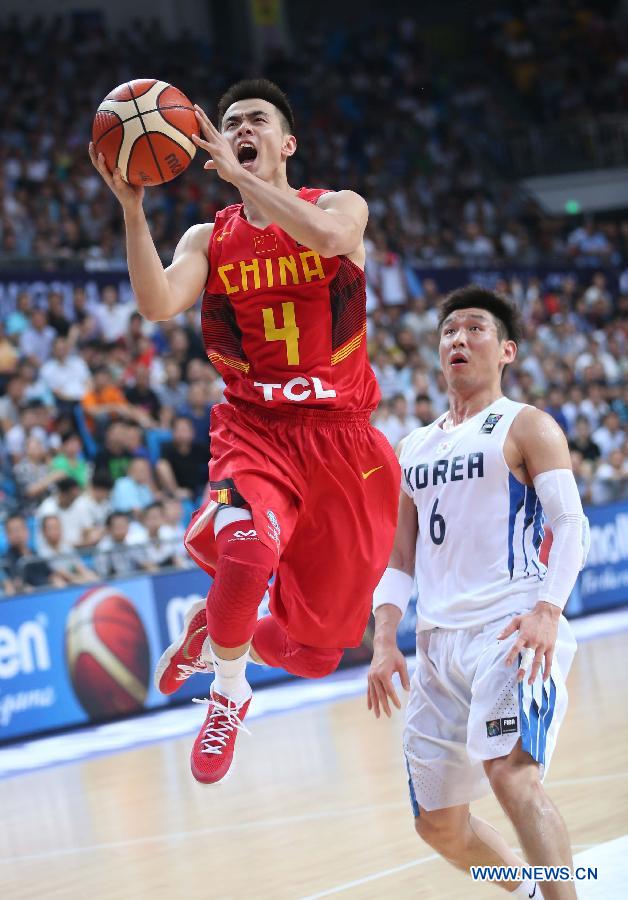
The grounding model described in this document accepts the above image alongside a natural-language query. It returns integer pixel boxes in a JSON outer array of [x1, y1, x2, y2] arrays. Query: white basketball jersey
[[400, 396, 546, 630]]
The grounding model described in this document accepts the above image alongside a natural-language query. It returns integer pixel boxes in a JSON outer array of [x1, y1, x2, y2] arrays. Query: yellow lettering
[[240, 258, 261, 292], [265, 257, 274, 288], [262, 302, 300, 365], [218, 264, 238, 295], [300, 251, 325, 283], [278, 255, 299, 286]]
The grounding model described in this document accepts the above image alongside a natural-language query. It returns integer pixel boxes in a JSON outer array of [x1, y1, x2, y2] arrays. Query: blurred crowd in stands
[[0, 5, 626, 593], [1, 6, 628, 269]]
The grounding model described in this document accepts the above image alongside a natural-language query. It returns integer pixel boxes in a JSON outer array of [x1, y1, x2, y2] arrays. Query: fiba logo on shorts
[[65, 586, 150, 719], [267, 509, 281, 547]]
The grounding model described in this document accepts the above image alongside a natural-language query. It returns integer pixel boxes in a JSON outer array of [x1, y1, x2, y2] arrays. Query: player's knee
[[252, 616, 342, 678], [206, 541, 274, 647], [485, 755, 541, 811], [414, 811, 467, 857], [295, 645, 343, 679]]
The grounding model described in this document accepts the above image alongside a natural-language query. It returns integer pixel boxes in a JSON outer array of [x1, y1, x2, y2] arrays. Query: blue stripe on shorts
[[405, 754, 420, 818]]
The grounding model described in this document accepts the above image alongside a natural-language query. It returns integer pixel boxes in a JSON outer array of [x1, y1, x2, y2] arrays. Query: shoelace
[[176, 659, 212, 681], [192, 696, 251, 754]]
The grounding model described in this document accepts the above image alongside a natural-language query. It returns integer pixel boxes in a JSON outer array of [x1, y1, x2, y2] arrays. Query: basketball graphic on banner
[[66, 586, 150, 718]]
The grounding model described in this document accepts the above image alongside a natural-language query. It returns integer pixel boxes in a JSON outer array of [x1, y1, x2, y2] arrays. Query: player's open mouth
[[450, 354, 468, 366], [237, 142, 258, 166]]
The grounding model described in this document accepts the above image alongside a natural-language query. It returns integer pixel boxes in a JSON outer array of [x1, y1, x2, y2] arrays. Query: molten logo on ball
[[66, 586, 150, 719]]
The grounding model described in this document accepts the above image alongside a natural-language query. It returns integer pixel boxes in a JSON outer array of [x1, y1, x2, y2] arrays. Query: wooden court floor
[[1, 632, 627, 900]]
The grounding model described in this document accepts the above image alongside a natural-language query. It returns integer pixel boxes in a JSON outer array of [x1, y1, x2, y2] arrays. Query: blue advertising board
[[565, 502, 628, 616], [0, 569, 292, 744]]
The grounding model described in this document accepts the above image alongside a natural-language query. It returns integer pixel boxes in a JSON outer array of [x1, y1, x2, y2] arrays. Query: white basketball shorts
[[403, 611, 576, 812]]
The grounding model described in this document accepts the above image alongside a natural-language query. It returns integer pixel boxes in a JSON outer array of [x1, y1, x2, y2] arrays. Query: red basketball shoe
[[190, 689, 252, 785], [153, 599, 212, 695]]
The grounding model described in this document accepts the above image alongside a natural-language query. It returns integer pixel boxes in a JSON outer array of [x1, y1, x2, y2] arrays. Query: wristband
[[373, 567, 414, 617]]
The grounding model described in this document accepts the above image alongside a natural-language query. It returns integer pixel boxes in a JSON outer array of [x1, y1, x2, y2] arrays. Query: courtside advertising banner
[[0, 569, 294, 744], [565, 502, 628, 616]]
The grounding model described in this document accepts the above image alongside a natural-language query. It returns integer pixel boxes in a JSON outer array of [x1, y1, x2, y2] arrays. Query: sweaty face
[[221, 98, 295, 180], [439, 307, 515, 390]]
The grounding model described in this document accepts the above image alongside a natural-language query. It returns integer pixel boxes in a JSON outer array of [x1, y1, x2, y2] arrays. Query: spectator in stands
[[81, 365, 131, 435], [46, 291, 72, 338], [579, 382, 610, 432], [5, 399, 57, 461], [569, 415, 602, 463], [50, 431, 90, 488], [92, 284, 134, 344], [591, 448, 628, 505], [570, 448, 593, 506], [161, 497, 187, 549], [542, 384, 569, 433], [6, 292, 31, 338], [156, 415, 208, 500], [19, 308, 56, 365], [375, 393, 421, 446], [124, 362, 161, 427], [414, 393, 435, 426], [35, 477, 84, 549], [1, 513, 64, 594], [94, 511, 147, 577], [593, 411, 624, 458], [157, 359, 188, 415], [177, 380, 212, 445], [93, 420, 132, 481], [136, 502, 184, 569], [567, 218, 612, 266], [69, 469, 113, 547], [121, 424, 147, 461], [111, 456, 158, 516], [38, 514, 97, 584], [0, 374, 25, 433], [17, 358, 55, 407], [12, 434, 65, 513], [40, 336, 91, 411]]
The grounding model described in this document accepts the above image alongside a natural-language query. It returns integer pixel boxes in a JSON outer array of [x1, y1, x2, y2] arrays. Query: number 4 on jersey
[[262, 301, 300, 365]]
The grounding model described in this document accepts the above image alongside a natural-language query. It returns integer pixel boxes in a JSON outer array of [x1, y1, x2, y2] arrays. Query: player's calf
[[484, 747, 575, 899]]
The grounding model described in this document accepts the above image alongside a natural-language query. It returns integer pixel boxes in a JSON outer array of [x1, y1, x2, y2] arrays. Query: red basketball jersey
[[200, 187, 380, 412]]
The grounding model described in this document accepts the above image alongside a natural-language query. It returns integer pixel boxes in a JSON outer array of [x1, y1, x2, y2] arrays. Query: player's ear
[[501, 339, 517, 365], [282, 134, 297, 160]]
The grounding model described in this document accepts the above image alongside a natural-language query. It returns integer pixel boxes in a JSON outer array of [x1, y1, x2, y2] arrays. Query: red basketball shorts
[[185, 401, 400, 649]]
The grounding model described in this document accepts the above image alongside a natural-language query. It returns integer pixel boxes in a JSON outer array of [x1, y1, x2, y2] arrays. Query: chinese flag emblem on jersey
[[253, 233, 279, 256]]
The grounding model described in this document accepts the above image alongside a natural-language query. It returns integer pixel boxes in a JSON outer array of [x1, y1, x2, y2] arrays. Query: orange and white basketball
[[92, 78, 199, 186], [65, 586, 150, 719]]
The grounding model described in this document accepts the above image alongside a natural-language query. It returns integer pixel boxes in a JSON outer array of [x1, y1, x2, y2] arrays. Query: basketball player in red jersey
[[89, 79, 399, 784]]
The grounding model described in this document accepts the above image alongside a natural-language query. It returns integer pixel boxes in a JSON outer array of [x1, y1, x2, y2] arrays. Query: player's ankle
[[211, 649, 252, 704]]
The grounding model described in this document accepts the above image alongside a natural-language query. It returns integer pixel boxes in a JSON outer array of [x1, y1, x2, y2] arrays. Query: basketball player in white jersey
[[368, 286, 589, 899]]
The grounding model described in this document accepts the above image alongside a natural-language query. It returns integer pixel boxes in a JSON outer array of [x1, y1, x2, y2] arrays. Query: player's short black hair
[[437, 285, 523, 345], [217, 78, 295, 133]]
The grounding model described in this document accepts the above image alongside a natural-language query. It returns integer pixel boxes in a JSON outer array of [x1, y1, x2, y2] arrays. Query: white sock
[[211, 649, 251, 704], [512, 881, 543, 899]]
